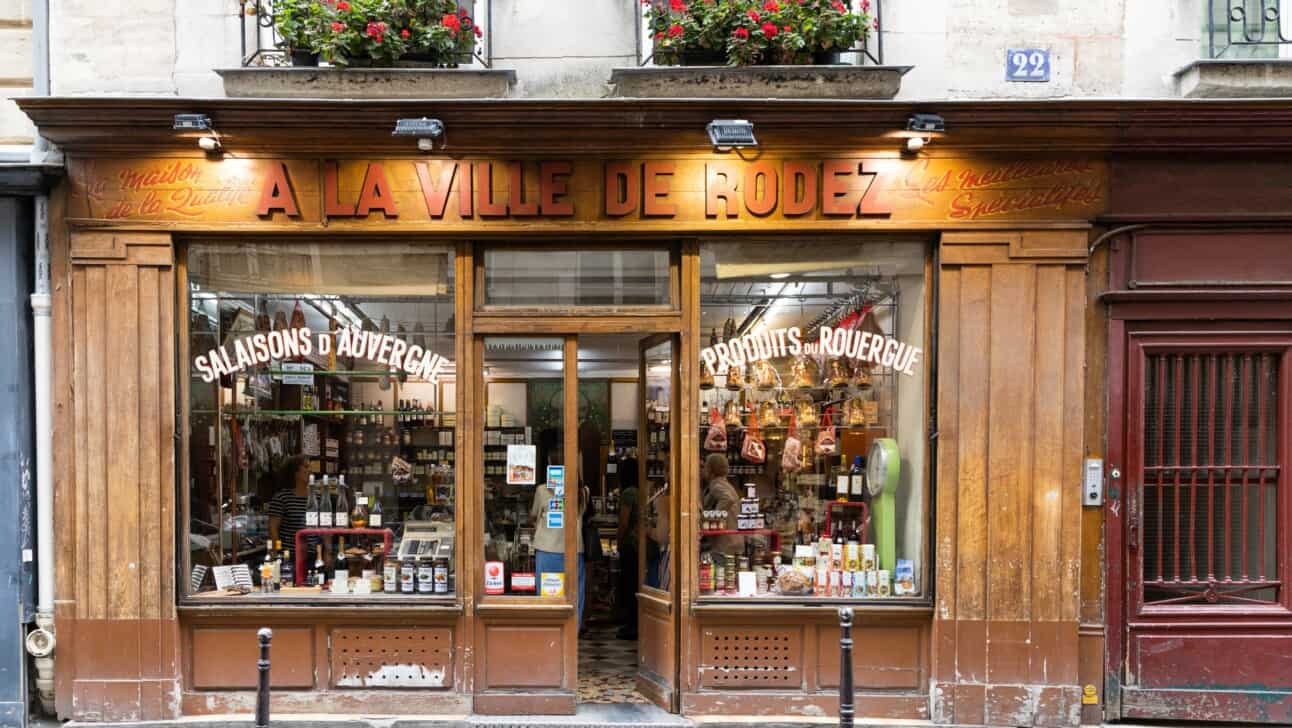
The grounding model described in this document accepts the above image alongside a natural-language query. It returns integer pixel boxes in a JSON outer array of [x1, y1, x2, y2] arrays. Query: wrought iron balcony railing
[[1208, 0, 1292, 59]]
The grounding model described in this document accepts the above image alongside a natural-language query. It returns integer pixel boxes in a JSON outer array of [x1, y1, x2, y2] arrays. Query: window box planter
[[608, 64, 910, 99], [215, 67, 517, 99]]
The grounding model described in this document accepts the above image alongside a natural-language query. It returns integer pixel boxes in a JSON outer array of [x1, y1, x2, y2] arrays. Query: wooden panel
[[698, 625, 803, 689], [1131, 634, 1292, 690], [638, 596, 673, 685], [60, 231, 181, 721], [816, 623, 926, 690], [330, 627, 453, 689], [191, 627, 314, 689], [931, 230, 1088, 727], [1130, 230, 1292, 287], [482, 625, 565, 689]]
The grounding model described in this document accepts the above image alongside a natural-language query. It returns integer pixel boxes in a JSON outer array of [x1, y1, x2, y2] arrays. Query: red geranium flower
[[733, 26, 749, 39], [400, 28, 411, 39], [783, 25, 791, 33], [459, 7, 469, 16], [862, 0, 871, 10], [655, 31, 665, 40], [330, 21, 345, 32], [366, 20, 386, 40], [761, 22, 778, 37], [747, 9, 760, 21], [763, 1, 780, 11], [670, 0, 686, 10], [873, 17, 879, 29], [474, 25, 483, 37], [831, 0, 846, 12], [335, 0, 349, 10], [442, 13, 461, 32], [668, 23, 684, 37]]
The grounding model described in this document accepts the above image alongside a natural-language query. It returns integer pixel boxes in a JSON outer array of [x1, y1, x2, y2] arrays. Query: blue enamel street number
[[1006, 48, 1050, 82]]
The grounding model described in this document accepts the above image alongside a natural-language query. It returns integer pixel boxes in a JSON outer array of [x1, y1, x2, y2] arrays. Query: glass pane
[[1142, 352, 1281, 606], [642, 340, 673, 595], [484, 248, 671, 307], [696, 241, 929, 600], [482, 337, 566, 598], [185, 242, 457, 600]]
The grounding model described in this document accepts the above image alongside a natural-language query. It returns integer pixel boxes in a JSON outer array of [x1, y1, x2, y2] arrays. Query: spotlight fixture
[[902, 113, 945, 155], [906, 113, 946, 135], [707, 119, 757, 150], [174, 114, 221, 153], [173, 113, 212, 131], [393, 117, 445, 152]]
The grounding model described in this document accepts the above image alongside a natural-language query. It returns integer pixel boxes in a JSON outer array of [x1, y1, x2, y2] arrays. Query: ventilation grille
[[700, 627, 800, 688], [330, 627, 452, 689]]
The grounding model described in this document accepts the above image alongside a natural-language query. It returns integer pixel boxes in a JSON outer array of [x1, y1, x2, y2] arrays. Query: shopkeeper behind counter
[[701, 453, 744, 555], [268, 454, 311, 549]]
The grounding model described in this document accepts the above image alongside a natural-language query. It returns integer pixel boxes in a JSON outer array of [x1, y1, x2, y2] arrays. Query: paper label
[[547, 511, 564, 529], [484, 561, 505, 595], [280, 361, 314, 386], [546, 465, 565, 489], [507, 445, 537, 484], [540, 573, 565, 597], [511, 573, 536, 592]]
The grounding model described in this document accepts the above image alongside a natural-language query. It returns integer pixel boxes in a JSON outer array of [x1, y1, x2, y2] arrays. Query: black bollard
[[256, 627, 273, 728], [838, 607, 855, 728]]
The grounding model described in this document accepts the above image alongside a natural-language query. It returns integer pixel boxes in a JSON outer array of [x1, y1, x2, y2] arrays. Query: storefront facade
[[19, 97, 1221, 727]]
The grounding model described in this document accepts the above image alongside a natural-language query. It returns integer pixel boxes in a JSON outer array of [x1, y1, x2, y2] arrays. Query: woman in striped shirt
[[268, 454, 311, 552]]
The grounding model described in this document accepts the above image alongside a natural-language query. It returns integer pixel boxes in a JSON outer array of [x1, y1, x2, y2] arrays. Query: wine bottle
[[313, 545, 326, 586], [831, 521, 844, 570], [319, 477, 334, 528], [304, 475, 319, 528], [334, 475, 350, 528], [849, 456, 866, 500], [369, 496, 383, 528], [280, 548, 295, 588], [333, 537, 348, 585], [351, 492, 369, 529], [834, 465, 849, 503]]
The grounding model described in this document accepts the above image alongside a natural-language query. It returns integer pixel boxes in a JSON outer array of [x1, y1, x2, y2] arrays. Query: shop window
[[183, 242, 457, 601], [480, 247, 674, 308], [696, 240, 930, 601], [481, 337, 569, 598]]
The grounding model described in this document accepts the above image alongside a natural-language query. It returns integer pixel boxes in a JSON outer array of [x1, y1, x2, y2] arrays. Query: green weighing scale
[[866, 438, 901, 572]]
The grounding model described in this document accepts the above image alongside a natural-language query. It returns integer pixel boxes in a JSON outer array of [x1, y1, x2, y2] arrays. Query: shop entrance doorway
[[479, 332, 680, 712]]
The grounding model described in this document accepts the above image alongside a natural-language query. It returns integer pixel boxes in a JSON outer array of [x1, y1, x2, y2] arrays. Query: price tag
[[1006, 48, 1050, 82]]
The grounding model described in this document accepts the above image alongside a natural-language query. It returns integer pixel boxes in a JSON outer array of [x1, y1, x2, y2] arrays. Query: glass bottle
[[334, 475, 350, 528], [304, 475, 319, 528], [351, 492, 369, 529], [319, 476, 334, 528], [849, 456, 866, 500], [369, 496, 383, 528]]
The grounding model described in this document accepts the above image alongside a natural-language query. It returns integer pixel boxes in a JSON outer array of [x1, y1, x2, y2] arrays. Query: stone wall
[[0, 0, 34, 151]]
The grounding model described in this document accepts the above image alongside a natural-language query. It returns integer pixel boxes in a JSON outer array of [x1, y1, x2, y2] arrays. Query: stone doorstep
[[215, 68, 518, 100], [1173, 59, 1292, 99], [608, 65, 913, 100]]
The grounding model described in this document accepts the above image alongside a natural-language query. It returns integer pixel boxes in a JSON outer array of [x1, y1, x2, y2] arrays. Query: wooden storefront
[[18, 97, 1177, 726]]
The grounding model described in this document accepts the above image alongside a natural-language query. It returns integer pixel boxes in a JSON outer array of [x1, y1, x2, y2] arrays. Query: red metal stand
[[823, 501, 870, 543], [293, 528, 394, 586]]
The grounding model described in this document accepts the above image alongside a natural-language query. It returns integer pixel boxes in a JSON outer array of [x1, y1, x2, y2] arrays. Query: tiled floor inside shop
[[578, 622, 649, 704]]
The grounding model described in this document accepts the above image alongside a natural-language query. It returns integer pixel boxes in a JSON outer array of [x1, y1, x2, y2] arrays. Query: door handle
[[1127, 485, 1139, 551]]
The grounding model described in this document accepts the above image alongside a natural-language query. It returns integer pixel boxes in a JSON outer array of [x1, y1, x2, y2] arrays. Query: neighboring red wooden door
[[1117, 329, 1292, 722]]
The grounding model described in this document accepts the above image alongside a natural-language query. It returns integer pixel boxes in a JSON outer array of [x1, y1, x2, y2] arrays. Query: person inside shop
[[701, 453, 743, 556], [531, 449, 590, 633], [268, 454, 310, 554], [645, 485, 670, 591], [616, 464, 640, 640]]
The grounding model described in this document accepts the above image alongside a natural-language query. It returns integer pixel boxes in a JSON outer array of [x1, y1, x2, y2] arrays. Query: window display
[[184, 242, 457, 600], [696, 241, 929, 600]]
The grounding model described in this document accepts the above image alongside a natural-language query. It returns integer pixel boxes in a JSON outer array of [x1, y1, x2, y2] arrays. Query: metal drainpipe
[[26, 194, 55, 715], [25, 0, 58, 713]]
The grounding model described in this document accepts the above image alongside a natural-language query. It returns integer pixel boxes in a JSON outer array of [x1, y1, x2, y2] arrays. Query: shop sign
[[700, 325, 923, 378], [69, 157, 1108, 227], [192, 325, 450, 384]]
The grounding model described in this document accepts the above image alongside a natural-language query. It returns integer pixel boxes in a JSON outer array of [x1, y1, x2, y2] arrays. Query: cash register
[[397, 520, 455, 562]]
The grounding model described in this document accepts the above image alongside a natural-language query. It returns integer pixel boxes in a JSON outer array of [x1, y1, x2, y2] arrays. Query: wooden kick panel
[[330, 627, 453, 689], [700, 626, 801, 689]]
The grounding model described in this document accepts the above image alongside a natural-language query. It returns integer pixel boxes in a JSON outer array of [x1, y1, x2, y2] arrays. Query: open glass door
[[636, 334, 679, 710]]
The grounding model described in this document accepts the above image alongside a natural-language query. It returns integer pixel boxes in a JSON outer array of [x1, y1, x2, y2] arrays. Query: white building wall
[[22, 0, 1229, 105], [0, 0, 35, 151]]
